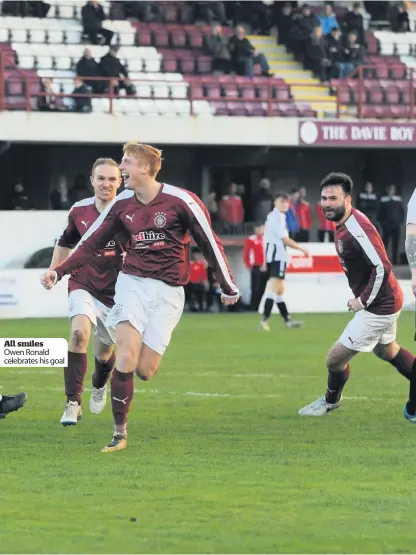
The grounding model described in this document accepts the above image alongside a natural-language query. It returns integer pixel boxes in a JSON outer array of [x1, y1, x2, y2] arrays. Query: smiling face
[[91, 163, 121, 202], [119, 153, 151, 190], [321, 184, 352, 222]]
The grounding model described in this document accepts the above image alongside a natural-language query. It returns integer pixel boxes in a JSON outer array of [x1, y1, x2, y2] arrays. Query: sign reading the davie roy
[[298, 121, 416, 147]]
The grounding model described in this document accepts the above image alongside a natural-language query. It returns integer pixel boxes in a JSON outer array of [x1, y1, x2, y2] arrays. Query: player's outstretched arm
[[283, 236, 309, 256], [48, 200, 121, 288], [186, 194, 240, 304], [406, 223, 416, 296]]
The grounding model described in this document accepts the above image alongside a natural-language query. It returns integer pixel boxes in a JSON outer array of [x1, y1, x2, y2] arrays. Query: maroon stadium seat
[[171, 31, 186, 48], [188, 32, 204, 49], [222, 83, 239, 98], [136, 30, 151, 47], [6, 79, 23, 96], [163, 57, 178, 73], [196, 56, 211, 74], [180, 56, 196, 74], [227, 102, 246, 116], [241, 86, 256, 99], [367, 85, 383, 104], [275, 86, 290, 102], [211, 102, 229, 116], [337, 86, 351, 104], [206, 84, 221, 99], [244, 102, 265, 116], [179, 4, 194, 23], [154, 33, 169, 48], [384, 84, 400, 104]]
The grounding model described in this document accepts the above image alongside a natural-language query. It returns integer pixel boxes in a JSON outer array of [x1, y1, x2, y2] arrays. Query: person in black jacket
[[391, 3, 411, 32], [100, 46, 136, 95], [72, 78, 93, 113], [76, 48, 102, 94], [228, 26, 271, 77], [81, 0, 113, 46], [342, 30, 365, 77], [378, 184, 405, 265], [341, 3, 366, 46], [356, 181, 378, 225], [305, 25, 331, 83], [325, 26, 343, 79]]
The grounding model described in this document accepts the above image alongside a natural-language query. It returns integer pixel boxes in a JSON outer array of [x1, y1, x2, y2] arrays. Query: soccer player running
[[260, 192, 308, 331], [299, 172, 415, 417], [0, 392, 27, 419], [42, 158, 124, 426], [40, 142, 239, 451], [403, 190, 416, 422]]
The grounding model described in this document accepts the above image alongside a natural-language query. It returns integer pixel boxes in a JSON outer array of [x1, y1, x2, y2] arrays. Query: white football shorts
[[107, 272, 185, 355], [339, 309, 401, 352], [68, 289, 115, 346]]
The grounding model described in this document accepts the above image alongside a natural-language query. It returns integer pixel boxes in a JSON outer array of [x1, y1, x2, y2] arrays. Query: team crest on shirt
[[337, 240, 343, 254], [112, 304, 123, 319], [154, 212, 167, 228]]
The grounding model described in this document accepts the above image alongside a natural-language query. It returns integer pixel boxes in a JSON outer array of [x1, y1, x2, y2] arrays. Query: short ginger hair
[[123, 141, 163, 177], [91, 157, 121, 177]]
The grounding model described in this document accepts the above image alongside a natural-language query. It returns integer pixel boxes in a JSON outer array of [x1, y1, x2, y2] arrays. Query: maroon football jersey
[[55, 184, 238, 296], [335, 208, 403, 315], [57, 196, 125, 307]]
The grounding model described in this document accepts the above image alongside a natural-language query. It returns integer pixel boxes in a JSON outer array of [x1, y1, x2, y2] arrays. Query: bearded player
[[299, 172, 415, 417], [40, 142, 239, 452], [43, 158, 124, 426]]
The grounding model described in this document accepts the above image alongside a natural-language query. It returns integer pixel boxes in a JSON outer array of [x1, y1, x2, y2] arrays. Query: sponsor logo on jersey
[[132, 230, 166, 250]]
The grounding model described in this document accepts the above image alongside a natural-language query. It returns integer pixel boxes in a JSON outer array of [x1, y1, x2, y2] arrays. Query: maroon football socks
[[111, 369, 134, 437], [92, 352, 116, 389], [388, 347, 414, 381], [325, 364, 350, 404], [64, 351, 88, 405]]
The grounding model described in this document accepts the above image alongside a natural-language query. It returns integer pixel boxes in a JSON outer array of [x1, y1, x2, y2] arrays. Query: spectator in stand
[[68, 174, 90, 204], [319, 3, 339, 35], [100, 46, 136, 95], [37, 77, 61, 111], [305, 25, 331, 84], [342, 30, 365, 77], [81, 0, 113, 46], [253, 178, 273, 224], [378, 184, 405, 265], [203, 189, 218, 221], [197, 1, 228, 25], [218, 182, 244, 231], [289, 3, 320, 58], [76, 48, 102, 94], [229, 26, 272, 77], [325, 26, 344, 79], [391, 2, 411, 32], [286, 189, 300, 239], [316, 202, 335, 242], [185, 248, 209, 312], [205, 25, 231, 73], [248, 0, 272, 35], [294, 186, 312, 242], [342, 3, 366, 46], [72, 78, 92, 113], [243, 223, 267, 311], [10, 179, 31, 210], [277, 3, 296, 49], [124, 1, 163, 22], [356, 181, 378, 225]]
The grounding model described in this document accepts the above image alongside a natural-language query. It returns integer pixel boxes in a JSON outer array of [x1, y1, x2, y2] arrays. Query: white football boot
[[89, 384, 107, 414], [60, 400, 82, 426], [298, 394, 342, 416]]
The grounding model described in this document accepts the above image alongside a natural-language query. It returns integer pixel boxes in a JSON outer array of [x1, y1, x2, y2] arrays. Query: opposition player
[[404, 190, 416, 422], [299, 172, 415, 416], [0, 392, 27, 419], [40, 142, 239, 451], [260, 192, 308, 331], [44, 158, 123, 426]]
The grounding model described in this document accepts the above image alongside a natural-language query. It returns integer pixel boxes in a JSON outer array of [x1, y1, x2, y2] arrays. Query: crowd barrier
[[0, 269, 413, 319]]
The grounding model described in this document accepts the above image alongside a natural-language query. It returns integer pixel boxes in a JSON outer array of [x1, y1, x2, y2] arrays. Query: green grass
[[0, 313, 415, 554]]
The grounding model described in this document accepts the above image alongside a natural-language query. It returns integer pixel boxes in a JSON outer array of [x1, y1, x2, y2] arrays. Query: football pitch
[[1, 312, 415, 554]]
